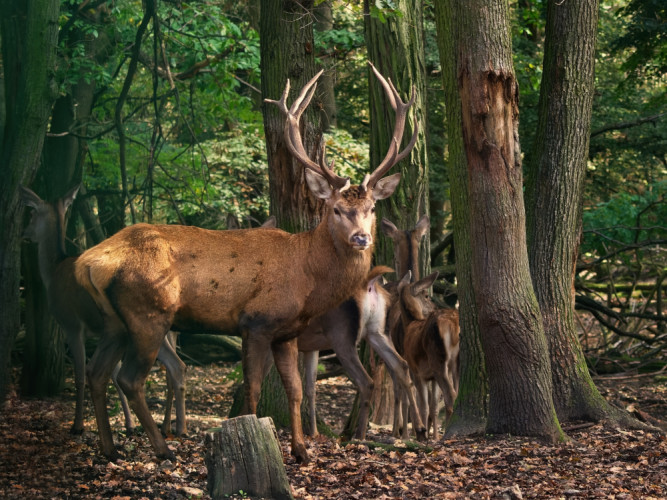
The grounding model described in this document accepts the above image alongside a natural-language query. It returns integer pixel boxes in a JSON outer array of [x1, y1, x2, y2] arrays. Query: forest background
[[0, 0, 665, 450]]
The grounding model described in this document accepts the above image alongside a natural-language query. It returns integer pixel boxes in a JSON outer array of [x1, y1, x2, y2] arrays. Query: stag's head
[[265, 63, 418, 252]]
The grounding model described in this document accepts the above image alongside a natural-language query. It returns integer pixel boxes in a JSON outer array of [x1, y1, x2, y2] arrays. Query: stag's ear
[[415, 214, 430, 239], [380, 217, 399, 237], [372, 173, 401, 201], [411, 271, 439, 295], [62, 185, 80, 211], [305, 169, 333, 200], [19, 185, 43, 209]]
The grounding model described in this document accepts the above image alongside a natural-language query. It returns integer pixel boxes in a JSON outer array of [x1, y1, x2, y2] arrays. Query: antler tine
[[265, 70, 349, 191], [366, 62, 419, 189]]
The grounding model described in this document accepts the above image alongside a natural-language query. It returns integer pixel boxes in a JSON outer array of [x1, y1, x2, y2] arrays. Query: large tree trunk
[[362, 0, 430, 428], [314, 1, 337, 132], [260, 0, 322, 234], [449, 0, 563, 442], [0, 0, 61, 404], [525, 0, 639, 429], [433, 0, 488, 437], [255, 0, 320, 428]]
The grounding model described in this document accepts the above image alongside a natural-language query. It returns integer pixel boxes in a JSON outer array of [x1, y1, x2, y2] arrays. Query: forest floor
[[0, 360, 666, 499]]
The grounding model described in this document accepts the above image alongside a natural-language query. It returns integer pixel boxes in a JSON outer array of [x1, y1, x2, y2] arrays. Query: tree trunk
[[260, 0, 322, 234], [525, 0, 639, 429], [0, 0, 60, 404], [255, 0, 320, 426], [433, 0, 489, 437], [314, 1, 337, 132], [449, 0, 563, 442], [206, 415, 293, 500], [363, 0, 430, 428]]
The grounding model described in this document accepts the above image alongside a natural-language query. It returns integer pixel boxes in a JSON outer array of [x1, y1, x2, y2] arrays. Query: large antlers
[[265, 63, 418, 191], [265, 71, 350, 191], [363, 62, 419, 190]]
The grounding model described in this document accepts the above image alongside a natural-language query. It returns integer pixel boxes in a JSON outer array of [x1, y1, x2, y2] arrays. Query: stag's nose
[[351, 232, 371, 250]]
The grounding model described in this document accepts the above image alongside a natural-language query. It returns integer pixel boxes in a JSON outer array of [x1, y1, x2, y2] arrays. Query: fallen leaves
[[0, 365, 665, 499]]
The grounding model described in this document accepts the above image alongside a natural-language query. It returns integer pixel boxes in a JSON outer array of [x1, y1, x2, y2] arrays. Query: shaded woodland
[[0, 0, 665, 497]]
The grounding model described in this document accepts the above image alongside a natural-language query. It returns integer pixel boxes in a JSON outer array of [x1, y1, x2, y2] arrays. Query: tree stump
[[206, 415, 293, 500]]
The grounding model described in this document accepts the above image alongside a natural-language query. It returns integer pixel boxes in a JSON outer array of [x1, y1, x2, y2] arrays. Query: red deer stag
[[19, 186, 187, 437], [73, 63, 418, 463], [397, 270, 460, 440], [297, 265, 426, 440], [381, 215, 432, 438]]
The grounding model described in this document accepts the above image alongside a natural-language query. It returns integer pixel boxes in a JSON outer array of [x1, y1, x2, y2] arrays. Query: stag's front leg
[[86, 336, 126, 461], [158, 332, 187, 436], [111, 362, 135, 434], [303, 350, 319, 437], [241, 332, 272, 415], [272, 338, 309, 464]]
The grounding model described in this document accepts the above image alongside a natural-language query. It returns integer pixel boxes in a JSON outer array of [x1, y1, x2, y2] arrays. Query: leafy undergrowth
[[0, 363, 665, 499]]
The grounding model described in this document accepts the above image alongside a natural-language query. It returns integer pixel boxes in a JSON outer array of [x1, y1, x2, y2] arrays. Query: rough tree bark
[[442, 0, 563, 442], [0, 0, 61, 404], [525, 0, 641, 429], [434, 0, 488, 437], [261, 0, 322, 234], [254, 0, 321, 429]]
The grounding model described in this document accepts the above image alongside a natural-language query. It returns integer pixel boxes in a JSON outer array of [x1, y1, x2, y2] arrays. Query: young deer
[[381, 215, 432, 438], [72, 64, 418, 463], [397, 270, 460, 440], [297, 265, 426, 441], [19, 186, 187, 437]]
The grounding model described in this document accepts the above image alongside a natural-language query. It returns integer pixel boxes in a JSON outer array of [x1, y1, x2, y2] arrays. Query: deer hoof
[[415, 428, 428, 442]]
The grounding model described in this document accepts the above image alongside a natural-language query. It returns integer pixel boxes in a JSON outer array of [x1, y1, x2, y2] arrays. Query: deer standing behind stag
[[382, 215, 461, 440], [19, 186, 187, 438], [67, 63, 417, 464]]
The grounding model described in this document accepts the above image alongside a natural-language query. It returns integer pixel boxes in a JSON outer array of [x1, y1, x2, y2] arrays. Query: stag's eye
[[370, 207, 375, 214], [334, 208, 341, 216]]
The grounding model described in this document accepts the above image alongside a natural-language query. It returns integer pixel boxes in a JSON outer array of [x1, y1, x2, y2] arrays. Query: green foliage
[[588, 0, 667, 202], [581, 180, 667, 258], [612, 0, 667, 81]]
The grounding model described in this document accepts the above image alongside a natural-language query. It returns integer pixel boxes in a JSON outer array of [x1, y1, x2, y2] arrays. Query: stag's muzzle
[[351, 232, 371, 250]]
